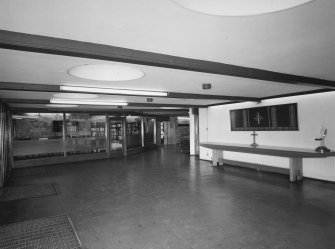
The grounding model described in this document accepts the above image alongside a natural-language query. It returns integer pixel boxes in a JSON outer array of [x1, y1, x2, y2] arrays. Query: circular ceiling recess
[[52, 93, 98, 99], [172, 0, 314, 16], [46, 104, 79, 108], [68, 64, 145, 81]]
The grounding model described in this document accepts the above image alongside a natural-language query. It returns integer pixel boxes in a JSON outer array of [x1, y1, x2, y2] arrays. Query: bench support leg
[[289, 158, 303, 182], [212, 149, 223, 167]]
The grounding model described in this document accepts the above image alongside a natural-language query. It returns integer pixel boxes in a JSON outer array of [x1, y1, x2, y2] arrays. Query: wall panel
[[201, 91, 335, 182]]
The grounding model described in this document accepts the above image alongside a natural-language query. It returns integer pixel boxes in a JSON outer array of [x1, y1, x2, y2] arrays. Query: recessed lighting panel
[[173, 0, 314, 16], [68, 64, 145, 81], [50, 98, 128, 106], [46, 104, 79, 108], [52, 93, 98, 99], [60, 85, 168, 97]]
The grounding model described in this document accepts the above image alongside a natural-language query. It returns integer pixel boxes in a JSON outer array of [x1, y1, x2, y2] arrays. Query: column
[[153, 118, 157, 144], [141, 116, 144, 147], [62, 113, 67, 157], [105, 115, 110, 158], [122, 116, 127, 156]]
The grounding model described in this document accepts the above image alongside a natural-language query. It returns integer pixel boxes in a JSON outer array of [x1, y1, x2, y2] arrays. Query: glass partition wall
[[109, 117, 123, 151], [65, 114, 106, 155], [13, 113, 153, 161], [126, 116, 142, 149], [13, 113, 64, 160], [144, 117, 156, 145]]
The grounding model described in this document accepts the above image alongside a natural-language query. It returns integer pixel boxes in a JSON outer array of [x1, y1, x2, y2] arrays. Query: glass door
[[109, 118, 124, 152]]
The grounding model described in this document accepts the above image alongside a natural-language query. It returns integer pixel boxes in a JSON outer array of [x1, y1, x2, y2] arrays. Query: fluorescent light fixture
[[12, 116, 23, 119], [12, 115, 38, 119], [60, 85, 168, 97], [50, 98, 128, 106], [172, 0, 314, 16], [68, 64, 144, 81], [46, 104, 79, 108], [52, 93, 98, 99]]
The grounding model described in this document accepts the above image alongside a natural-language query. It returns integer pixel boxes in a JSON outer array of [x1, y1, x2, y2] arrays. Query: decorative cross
[[254, 112, 263, 125], [250, 130, 258, 147]]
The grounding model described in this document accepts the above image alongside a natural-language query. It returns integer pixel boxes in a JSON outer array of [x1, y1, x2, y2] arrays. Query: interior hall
[[0, 1, 335, 249]]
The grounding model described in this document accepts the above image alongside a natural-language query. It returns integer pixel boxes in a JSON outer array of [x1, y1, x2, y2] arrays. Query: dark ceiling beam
[[205, 89, 335, 107], [0, 81, 257, 101], [127, 103, 195, 108], [167, 92, 253, 101], [260, 88, 335, 100], [4, 99, 49, 104], [10, 107, 189, 115], [2, 98, 200, 108], [0, 82, 59, 92], [0, 30, 334, 88], [206, 101, 242, 107]]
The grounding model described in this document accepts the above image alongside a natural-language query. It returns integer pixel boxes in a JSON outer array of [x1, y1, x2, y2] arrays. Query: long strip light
[[50, 98, 128, 106], [60, 85, 168, 97]]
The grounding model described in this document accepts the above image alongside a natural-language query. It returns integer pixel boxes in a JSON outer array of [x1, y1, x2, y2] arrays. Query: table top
[[200, 142, 335, 158]]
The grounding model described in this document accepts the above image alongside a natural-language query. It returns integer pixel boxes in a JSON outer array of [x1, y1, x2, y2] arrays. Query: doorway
[[109, 118, 124, 152]]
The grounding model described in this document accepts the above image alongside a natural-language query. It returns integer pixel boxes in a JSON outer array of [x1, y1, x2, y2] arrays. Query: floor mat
[[0, 183, 58, 202], [11, 167, 48, 177], [0, 214, 82, 249]]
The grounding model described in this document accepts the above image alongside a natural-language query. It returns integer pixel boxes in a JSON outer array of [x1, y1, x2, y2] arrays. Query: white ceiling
[[0, 49, 320, 97], [0, 0, 334, 112]]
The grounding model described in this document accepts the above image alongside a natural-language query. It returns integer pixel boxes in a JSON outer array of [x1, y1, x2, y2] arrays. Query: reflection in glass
[[65, 114, 106, 155], [126, 116, 142, 149], [144, 117, 155, 145], [109, 118, 123, 151], [13, 113, 64, 160]]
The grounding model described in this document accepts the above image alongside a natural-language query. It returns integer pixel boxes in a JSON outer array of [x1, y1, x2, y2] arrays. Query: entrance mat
[[0, 214, 82, 249], [11, 167, 48, 177], [0, 183, 58, 202]]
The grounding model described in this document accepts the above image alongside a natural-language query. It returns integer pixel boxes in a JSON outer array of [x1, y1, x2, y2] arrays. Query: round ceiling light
[[52, 93, 98, 99], [68, 64, 145, 81], [46, 104, 79, 108], [172, 0, 314, 16]]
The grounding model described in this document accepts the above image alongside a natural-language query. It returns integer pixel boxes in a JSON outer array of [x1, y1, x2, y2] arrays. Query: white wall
[[189, 109, 195, 155], [199, 91, 335, 182], [199, 108, 212, 160]]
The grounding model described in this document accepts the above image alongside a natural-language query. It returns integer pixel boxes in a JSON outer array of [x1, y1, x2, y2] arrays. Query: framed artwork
[[230, 103, 298, 131]]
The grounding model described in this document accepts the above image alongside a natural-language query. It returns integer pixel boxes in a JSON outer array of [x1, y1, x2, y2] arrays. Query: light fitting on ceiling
[[50, 98, 128, 106], [68, 64, 144, 81], [52, 93, 98, 99], [46, 104, 79, 108], [60, 85, 168, 97], [172, 0, 314, 16], [202, 83, 211, 90]]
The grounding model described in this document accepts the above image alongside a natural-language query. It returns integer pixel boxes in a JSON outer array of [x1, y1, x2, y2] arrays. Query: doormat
[[0, 183, 58, 202], [11, 167, 48, 177], [0, 214, 82, 249]]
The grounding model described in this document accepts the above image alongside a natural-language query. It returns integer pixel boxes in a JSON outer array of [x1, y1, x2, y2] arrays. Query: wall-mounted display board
[[230, 103, 298, 131]]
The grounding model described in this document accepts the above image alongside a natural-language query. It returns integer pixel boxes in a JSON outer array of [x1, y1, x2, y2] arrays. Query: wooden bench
[[200, 142, 335, 182]]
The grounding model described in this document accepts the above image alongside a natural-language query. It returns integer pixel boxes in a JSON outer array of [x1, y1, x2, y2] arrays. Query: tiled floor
[[1, 145, 335, 249]]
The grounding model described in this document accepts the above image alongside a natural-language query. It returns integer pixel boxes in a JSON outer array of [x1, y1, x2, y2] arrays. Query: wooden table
[[200, 142, 335, 182]]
